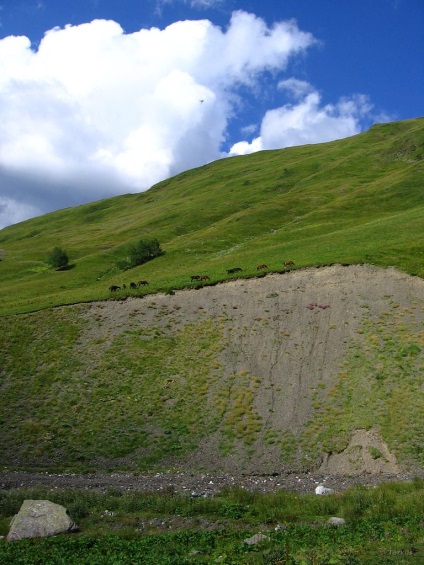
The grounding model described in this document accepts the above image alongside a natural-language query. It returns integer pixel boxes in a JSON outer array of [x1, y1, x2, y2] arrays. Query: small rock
[[102, 510, 114, 517], [243, 533, 270, 545], [188, 550, 203, 557], [315, 485, 334, 495], [327, 517, 346, 526]]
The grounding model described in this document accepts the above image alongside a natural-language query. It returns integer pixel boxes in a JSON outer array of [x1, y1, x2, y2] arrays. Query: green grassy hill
[[0, 117, 423, 315], [0, 118, 423, 475]]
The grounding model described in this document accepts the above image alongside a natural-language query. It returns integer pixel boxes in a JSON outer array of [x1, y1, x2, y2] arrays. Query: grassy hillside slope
[[0, 265, 423, 474], [0, 117, 423, 315], [0, 118, 423, 475]]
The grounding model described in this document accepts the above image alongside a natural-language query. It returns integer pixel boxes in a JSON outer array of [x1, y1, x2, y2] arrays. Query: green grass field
[[0, 117, 423, 315], [1, 480, 423, 564]]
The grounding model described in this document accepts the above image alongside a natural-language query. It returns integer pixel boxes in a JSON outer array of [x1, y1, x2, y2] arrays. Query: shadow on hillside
[[56, 264, 76, 272]]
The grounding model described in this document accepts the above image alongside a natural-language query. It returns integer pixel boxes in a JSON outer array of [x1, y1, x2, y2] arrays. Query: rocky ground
[[1, 469, 422, 496]]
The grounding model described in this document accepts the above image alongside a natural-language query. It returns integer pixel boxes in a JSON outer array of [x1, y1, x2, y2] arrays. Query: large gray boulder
[[7, 500, 78, 541]]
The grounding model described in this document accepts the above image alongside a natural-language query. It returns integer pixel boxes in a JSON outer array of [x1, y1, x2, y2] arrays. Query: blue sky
[[0, 0, 422, 228]]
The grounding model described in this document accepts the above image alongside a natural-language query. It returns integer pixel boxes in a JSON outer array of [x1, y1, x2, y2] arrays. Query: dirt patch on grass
[[319, 429, 401, 475]]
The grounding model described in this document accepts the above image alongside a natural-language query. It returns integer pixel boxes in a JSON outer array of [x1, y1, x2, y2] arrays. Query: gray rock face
[[327, 517, 346, 526], [243, 533, 270, 545], [315, 485, 335, 495], [7, 500, 78, 541]]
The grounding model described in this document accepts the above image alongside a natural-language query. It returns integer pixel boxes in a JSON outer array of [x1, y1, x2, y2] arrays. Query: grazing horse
[[257, 264, 268, 270], [130, 282, 137, 289], [109, 285, 120, 292], [137, 280, 149, 286], [306, 302, 330, 310], [284, 260, 295, 267], [191, 275, 201, 281], [227, 267, 243, 274], [198, 275, 210, 281]]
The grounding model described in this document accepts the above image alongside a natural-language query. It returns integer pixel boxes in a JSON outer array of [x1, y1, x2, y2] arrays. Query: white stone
[[327, 517, 346, 526], [315, 485, 335, 495]]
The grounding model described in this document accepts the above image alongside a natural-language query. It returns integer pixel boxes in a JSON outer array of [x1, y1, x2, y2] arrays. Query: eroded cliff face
[[1, 265, 423, 474], [318, 429, 401, 475], [75, 264, 423, 474]]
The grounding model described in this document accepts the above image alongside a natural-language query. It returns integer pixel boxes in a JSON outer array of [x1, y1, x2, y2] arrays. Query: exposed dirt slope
[[78, 264, 423, 475]]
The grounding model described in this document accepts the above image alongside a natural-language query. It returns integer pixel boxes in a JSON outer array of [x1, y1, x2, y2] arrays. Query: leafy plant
[[119, 238, 164, 270], [47, 246, 69, 270]]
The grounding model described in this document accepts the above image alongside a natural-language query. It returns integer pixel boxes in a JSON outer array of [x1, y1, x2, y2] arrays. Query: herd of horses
[[109, 280, 149, 292], [109, 261, 295, 292]]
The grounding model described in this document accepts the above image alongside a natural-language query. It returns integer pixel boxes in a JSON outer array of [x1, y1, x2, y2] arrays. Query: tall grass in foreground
[[0, 480, 423, 563]]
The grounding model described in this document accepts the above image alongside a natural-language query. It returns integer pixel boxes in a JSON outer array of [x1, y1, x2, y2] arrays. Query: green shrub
[[47, 246, 69, 270], [119, 238, 164, 270]]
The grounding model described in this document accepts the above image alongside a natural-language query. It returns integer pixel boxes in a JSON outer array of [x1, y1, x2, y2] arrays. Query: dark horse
[[109, 285, 121, 292], [198, 275, 210, 281], [130, 282, 137, 289], [227, 267, 243, 274], [257, 264, 268, 270], [191, 275, 201, 281], [284, 260, 295, 267], [137, 280, 149, 286]]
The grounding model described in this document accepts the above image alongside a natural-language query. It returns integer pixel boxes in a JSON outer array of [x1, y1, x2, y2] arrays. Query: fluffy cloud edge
[[229, 90, 374, 156], [0, 11, 379, 229]]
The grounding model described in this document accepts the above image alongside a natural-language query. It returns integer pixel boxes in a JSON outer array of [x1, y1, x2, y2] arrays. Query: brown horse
[[191, 275, 201, 281], [109, 285, 120, 292], [227, 267, 242, 274], [137, 280, 149, 286], [284, 260, 295, 267], [198, 275, 210, 281], [257, 264, 268, 270]]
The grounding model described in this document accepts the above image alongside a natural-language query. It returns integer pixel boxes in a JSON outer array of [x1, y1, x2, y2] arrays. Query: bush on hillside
[[118, 238, 164, 270], [48, 247, 69, 270]]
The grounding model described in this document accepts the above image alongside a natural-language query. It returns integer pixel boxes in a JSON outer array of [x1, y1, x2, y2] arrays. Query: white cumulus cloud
[[0, 10, 375, 229], [0, 11, 317, 227], [229, 89, 373, 156]]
